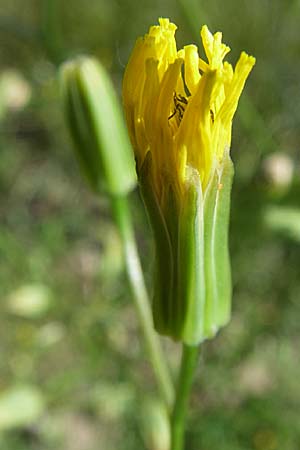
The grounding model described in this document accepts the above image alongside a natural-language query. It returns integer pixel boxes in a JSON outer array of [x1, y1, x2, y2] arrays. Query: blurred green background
[[1, 0, 300, 449]]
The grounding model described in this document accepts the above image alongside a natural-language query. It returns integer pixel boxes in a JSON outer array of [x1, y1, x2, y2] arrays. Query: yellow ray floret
[[123, 18, 255, 200]]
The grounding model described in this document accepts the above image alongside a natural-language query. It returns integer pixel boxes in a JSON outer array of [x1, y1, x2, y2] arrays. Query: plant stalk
[[171, 344, 199, 450], [110, 194, 174, 409], [41, 0, 65, 64]]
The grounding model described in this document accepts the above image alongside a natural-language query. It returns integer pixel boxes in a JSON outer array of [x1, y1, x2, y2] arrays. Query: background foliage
[[1, 1, 300, 449]]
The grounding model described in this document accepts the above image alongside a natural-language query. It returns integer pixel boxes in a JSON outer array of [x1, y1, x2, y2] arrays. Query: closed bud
[[60, 56, 136, 195]]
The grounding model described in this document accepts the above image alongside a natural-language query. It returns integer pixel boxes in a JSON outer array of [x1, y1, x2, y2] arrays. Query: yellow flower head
[[123, 18, 255, 204], [123, 19, 255, 344]]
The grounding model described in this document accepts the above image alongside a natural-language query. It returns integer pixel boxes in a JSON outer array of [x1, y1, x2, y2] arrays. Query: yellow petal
[[123, 18, 255, 199], [182, 45, 201, 95], [217, 52, 256, 127]]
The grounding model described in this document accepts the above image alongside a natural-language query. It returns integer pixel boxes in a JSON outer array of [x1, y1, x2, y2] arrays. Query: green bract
[[140, 151, 234, 345], [60, 56, 136, 195]]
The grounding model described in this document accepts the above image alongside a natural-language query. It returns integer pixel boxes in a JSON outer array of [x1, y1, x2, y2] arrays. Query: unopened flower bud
[[60, 56, 136, 195]]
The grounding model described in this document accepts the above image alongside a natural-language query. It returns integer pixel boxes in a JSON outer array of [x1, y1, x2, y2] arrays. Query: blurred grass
[[1, 0, 300, 449]]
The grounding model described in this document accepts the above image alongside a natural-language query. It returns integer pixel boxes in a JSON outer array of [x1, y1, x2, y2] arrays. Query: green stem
[[41, 0, 65, 64], [110, 194, 174, 408], [171, 344, 200, 450]]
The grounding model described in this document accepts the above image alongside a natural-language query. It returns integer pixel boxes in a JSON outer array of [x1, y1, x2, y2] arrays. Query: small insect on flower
[[123, 18, 255, 344], [168, 92, 188, 122]]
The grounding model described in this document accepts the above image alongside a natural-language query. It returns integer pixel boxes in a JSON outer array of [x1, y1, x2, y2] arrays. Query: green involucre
[[140, 150, 234, 345], [60, 56, 136, 195]]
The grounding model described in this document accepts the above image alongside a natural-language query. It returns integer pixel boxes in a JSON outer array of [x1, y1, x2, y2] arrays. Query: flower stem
[[110, 194, 175, 409], [171, 344, 200, 450], [41, 0, 65, 64]]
